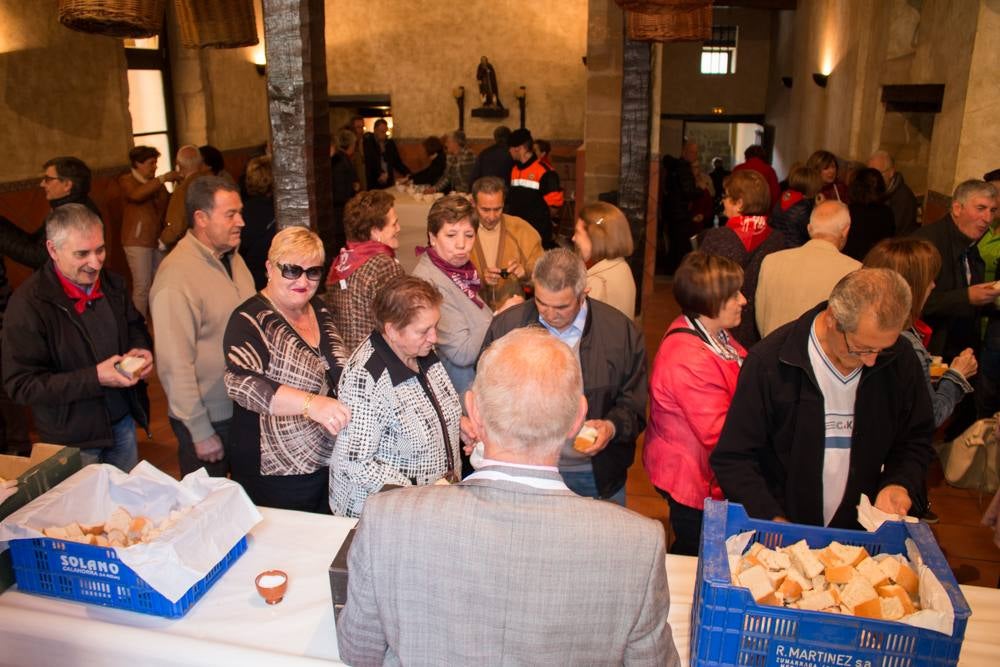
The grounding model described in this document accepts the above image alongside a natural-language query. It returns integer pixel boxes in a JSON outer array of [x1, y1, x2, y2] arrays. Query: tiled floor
[[137, 275, 1000, 588]]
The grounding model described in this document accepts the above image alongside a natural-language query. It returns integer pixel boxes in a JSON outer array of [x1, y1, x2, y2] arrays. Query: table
[[389, 189, 433, 273], [1, 508, 998, 666]]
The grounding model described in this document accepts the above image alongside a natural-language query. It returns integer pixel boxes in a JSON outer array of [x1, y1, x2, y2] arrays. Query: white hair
[[808, 200, 851, 239]]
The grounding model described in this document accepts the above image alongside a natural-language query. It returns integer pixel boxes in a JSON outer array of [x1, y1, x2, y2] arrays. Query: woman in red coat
[[644, 251, 747, 555]]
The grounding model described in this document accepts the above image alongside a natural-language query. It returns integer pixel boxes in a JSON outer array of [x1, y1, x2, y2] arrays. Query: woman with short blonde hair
[[572, 202, 637, 319]]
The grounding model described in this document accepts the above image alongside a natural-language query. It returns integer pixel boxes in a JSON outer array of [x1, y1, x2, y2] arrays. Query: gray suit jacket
[[336, 465, 680, 666]]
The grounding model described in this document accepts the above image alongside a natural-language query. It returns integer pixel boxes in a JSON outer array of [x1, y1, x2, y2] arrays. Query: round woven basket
[[58, 0, 166, 38], [175, 0, 259, 49], [626, 4, 713, 42]]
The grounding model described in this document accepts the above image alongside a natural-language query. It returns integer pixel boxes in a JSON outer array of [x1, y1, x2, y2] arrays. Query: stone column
[[262, 0, 332, 231]]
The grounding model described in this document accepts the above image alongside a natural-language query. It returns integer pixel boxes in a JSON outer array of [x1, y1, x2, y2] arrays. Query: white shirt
[[808, 318, 861, 526]]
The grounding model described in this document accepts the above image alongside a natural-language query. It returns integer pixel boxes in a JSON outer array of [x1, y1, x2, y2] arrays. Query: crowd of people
[[2, 129, 998, 664]]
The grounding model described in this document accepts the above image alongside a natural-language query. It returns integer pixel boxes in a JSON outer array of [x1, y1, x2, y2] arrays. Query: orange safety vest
[[511, 159, 564, 209]]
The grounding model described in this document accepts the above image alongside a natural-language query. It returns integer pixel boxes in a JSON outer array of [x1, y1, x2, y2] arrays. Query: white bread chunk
[[878, 555, 918, 596], [877, 584, 917, 614], [854, 597, 883, 619], [739, 564, 776, 602], [43, 526, 69, 539], [856, 557, 890, 587], [811, 574, 827, 591], [829, 541, 869, 567], [63, 522, 84, 539], [787, 540, 824, 579], [105, 507, 132, 535], [879, 595, 905, 621], [785, 566, 813, 591], [757, 548, 792, 571], [777, 577, 803, 602], [840, 574, 878, 611], [766, 569, 788, 587], [799, 589, 838, 612], [825, 564, 855, 585]]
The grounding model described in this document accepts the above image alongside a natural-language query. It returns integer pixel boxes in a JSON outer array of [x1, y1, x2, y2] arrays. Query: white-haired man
[[755, 200, 861, 337], [479, 248, 647, 503], [712, 269, 935, 528], [337, 327, 680, 666]]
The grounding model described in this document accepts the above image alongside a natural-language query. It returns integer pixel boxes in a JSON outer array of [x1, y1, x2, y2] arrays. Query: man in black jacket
[[711, 269, 935, 529], [363, 118, 410, 189], [479, 249, 647, 502], [40, 156, 102, 218], [470, 125, 515, 186], [2, 204, 153, 471]]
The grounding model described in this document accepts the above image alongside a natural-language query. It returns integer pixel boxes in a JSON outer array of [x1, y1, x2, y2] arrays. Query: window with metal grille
[[700, 25, 738, 75]]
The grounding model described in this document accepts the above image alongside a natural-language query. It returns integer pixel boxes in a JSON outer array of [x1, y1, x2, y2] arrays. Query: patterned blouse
[[323, 253, 405, 353], [224, 294, 348, 476], [329, 330, 462, 517]]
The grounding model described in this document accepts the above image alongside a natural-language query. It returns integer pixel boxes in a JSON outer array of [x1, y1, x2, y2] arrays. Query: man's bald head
[[808, 200, 851, 249]]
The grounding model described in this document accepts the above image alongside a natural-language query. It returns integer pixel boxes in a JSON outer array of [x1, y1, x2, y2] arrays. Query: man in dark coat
[[868, 150, 919, 236], [711, 269, 935, 529], [470, 125, 515, 186], [2, 204, 152, 471], [660, 141, 699, 274], [363, 118, 410, 189]]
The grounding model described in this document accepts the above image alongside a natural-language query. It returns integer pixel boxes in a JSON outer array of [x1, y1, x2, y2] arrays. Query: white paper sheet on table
[[0, 462, 262, 603]]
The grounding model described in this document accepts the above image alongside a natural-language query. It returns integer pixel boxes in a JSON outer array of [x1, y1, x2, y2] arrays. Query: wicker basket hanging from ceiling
[[616, 0, 713, 43], [58, 0, 167, 38], [175, 0, 259, 49]]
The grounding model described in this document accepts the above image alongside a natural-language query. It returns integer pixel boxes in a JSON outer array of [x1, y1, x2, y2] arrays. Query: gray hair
[[185, 175, 238, 228], [473, 327, 583, 452], [532, 248, 587, 297], [45, 203, 102, 248], [808, 200, 850, 239], [828, 268, 911, 333], [471, 176, 506, 199], [868, 149, 893, 170], [176, 144, 203, 171], [953, 179, 998, 205]]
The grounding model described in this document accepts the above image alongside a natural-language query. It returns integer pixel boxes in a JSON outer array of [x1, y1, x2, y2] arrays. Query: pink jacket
[[643, 316, 746, 510]]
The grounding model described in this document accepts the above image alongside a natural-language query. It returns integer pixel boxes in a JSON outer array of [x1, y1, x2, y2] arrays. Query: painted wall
[[0, 0, 132, 182], [324, 0, 589, 141], [659, 7, 773, 117]]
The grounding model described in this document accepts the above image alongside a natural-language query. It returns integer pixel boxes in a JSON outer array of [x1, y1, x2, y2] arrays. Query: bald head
[[470, 328, 586, 462], [681, 141, 699, 164], [176, 145, 204, 177], [808, 200, 851, 248], [868, 150, 895, 182]]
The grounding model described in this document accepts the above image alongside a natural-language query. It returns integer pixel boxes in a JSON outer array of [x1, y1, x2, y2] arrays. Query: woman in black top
[[410, 136, 447, 186], [224, 227, 351, 512]]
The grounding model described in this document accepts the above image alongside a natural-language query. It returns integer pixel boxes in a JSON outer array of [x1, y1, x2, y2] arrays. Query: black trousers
[[169, 417, 233, 478], [656, 487, 704, 557]]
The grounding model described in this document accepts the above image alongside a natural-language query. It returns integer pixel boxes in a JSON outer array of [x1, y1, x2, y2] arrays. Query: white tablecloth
[[1, 507, 997, 666], [389, 190, 433, 274]]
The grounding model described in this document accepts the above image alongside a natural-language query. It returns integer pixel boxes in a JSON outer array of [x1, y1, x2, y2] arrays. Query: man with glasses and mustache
[[711, 269, 935, 529], [150, 176, 255, 476]]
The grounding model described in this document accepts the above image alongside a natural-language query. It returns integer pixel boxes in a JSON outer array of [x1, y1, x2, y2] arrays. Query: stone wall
[[659, 7, 773, 117], [0, 0, 132, 182], [765, 0, 992, 196], [324, 0, 588, 142], [583, 0, 624, 203]]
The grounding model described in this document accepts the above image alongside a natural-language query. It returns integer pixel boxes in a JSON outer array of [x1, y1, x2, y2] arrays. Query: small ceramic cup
[[255, 569, 289, 605]]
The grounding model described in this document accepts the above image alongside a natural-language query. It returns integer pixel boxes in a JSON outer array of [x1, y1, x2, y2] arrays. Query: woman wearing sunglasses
[[224, 227, 351, 513]]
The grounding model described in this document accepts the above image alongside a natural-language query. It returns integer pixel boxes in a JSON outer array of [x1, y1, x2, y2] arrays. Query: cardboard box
[[0, 444, 81, 592]]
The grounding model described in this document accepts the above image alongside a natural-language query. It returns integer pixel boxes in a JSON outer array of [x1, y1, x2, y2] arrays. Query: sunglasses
[[278, 263, 324, 281]]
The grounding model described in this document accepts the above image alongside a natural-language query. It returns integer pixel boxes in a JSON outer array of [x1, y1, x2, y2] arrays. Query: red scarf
[[54, 268, 104, 314], [913, 319, 933, 349], [780, 189, 804, 211], [726, 215, 772, 253], [417, 246, 485, 309], [327, 240, 396, 284]]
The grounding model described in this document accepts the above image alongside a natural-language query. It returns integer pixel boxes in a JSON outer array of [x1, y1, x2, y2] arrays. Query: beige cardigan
[[149, 233, 256, 441], [586, 257, 636, 320]]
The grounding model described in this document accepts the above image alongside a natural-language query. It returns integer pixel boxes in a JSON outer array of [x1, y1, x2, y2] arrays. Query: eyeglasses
[[278, 263, 324, 281], [41, 175, 65, 183], [841, 330, 881, 357]]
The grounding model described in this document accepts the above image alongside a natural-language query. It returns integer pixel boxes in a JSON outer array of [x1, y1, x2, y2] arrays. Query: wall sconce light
[[252, 47, 266, 77], [515, 86, 527, 129], [812, 73, 829, 88], [452, 86, 465, 132], [711, 106, 724, 115], [781, 76, 793, 89]]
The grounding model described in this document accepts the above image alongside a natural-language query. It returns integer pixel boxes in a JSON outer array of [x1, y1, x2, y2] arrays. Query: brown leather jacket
[[119, 171, 168, 248]]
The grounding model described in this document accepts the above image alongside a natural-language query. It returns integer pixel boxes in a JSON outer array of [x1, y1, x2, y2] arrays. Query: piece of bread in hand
[[116, 355, 148, 380]]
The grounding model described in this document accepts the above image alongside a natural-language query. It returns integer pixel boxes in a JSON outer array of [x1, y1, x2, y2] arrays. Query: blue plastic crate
[[8, 535, 247, 618], [691, 500, 971, 667]]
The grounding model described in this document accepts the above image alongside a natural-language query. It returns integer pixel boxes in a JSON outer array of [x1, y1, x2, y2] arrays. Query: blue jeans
[[79, 414, 138, 472], [561, 469, 626, 506]]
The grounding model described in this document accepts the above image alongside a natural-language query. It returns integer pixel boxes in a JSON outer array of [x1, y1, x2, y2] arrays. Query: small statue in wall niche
[[477, 57, 504, 109]]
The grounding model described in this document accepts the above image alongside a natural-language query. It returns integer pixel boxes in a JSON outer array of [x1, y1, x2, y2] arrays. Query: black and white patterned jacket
[[329, 330, 461, 517]]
